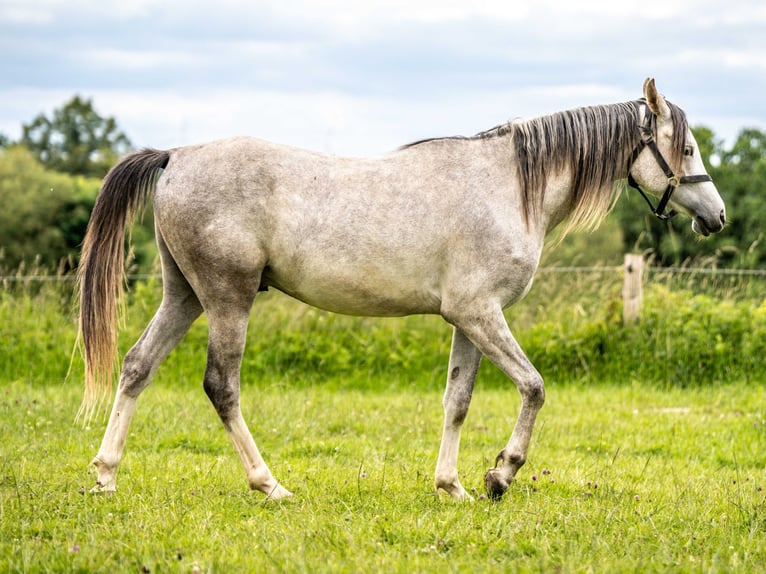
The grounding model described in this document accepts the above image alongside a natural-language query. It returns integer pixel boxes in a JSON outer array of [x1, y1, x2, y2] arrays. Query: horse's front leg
[[434, 327, 482, 500], [445, 302, 545, 500]]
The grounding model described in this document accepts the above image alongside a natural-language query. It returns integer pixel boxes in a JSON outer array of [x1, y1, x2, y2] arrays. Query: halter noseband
[[627, 104, 713, 221]]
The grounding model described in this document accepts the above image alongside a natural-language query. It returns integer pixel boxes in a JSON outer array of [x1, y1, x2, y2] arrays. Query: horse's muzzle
[[692, 209, 726, 237]]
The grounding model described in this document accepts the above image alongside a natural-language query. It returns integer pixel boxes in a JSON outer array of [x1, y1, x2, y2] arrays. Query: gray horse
[[78, 78, 725, 501]]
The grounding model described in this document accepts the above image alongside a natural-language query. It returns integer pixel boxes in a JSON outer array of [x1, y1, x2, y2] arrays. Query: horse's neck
[[508, 102, 639, 237], [539, 166, 582, 233], [537, 161, 625, 237]]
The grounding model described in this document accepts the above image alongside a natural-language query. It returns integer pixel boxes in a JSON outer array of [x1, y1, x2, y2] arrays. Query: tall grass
[[3, 263, 766, 392], [0, 261, 78, 387], [515, 268, 766, 387]]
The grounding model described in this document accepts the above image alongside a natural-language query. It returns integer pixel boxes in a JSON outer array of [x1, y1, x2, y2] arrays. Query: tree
[[0, 146, 156, 272], [712, 128, 766, 267], [0, 146, 98, 270], [20, 96, 132, 178]]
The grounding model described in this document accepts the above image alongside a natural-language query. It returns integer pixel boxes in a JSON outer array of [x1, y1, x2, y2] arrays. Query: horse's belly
[[264, 266, 442, 317]]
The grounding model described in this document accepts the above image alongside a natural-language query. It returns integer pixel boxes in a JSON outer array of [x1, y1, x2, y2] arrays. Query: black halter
[[627, 105, 713, 221]]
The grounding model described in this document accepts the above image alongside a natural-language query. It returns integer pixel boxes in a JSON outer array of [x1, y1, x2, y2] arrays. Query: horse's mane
[[402, 99, 690, 234]]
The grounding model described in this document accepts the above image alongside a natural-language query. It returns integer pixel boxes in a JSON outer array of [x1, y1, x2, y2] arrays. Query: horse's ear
[[643, 77, 652, 93], [643, 77, 671, 120]]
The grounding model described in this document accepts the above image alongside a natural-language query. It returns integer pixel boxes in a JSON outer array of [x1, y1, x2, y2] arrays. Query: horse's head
[[627, 78, 726, 236]]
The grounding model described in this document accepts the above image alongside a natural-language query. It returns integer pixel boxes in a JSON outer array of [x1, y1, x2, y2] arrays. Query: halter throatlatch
[[627, 105, 713, 221]]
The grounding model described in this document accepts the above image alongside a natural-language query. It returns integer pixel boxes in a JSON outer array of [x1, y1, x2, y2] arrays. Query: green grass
[[2, 271, 766, 572], [1, 379, 764, 573]]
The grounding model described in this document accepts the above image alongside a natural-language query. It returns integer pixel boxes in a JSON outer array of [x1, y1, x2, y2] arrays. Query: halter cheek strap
[[627, 106, 713, 221]]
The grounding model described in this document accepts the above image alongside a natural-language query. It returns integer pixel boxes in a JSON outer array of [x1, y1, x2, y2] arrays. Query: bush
[[519, 284, 763, 387], [0, 147, 156, 273]]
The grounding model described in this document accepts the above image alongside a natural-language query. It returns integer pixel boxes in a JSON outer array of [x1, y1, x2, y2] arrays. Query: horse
[[77, 78, 726, 501]]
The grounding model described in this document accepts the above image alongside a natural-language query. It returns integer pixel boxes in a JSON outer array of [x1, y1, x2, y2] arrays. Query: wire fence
[[5, 266, 766, 281], [536, 266, 766, 277], [4, 267, 766, 283], [0, 273, 158, 283], [4, 263, 766, 303]]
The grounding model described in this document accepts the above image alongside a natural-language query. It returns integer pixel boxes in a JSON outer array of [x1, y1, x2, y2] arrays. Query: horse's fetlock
[[91, 454, 118, 471], [434, 470, 460, 490], [90, 455, 119, 492], [495, 448, 525, 470], [247, 466, 278, 494]]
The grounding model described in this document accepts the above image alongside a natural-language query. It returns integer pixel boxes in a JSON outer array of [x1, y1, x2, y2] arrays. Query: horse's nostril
[[720, 210, 726, 226]]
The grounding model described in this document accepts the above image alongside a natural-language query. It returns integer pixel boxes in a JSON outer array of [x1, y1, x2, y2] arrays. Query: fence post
[[623, 253, 644, 324]]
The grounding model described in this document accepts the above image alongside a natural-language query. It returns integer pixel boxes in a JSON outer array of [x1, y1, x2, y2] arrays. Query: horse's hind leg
[[202, 298, 292, 500], [434, 327, 482, 500], [91, 235, 202, 492]]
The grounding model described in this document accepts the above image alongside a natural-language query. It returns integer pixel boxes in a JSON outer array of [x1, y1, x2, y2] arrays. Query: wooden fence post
[[623, 253, 644, 324]]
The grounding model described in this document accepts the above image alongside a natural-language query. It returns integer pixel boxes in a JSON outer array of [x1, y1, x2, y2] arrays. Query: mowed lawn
[[1, 378, 764, 573]]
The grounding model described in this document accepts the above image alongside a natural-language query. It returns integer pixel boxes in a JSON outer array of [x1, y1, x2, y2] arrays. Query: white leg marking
[[227, 413, 292, 499], [90, 391, 137, 492]]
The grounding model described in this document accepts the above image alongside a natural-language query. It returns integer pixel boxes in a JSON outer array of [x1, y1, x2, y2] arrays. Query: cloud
[[0, 0, 763, 153]]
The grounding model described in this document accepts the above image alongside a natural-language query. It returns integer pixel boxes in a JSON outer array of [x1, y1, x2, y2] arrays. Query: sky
[[0, 0, 764, 157]]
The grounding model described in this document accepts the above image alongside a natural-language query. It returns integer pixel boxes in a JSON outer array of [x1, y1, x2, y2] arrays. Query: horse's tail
[[77, 148, 170, 421]]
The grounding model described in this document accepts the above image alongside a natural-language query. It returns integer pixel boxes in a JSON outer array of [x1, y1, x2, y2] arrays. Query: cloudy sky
[[1, 0, 764, 156]]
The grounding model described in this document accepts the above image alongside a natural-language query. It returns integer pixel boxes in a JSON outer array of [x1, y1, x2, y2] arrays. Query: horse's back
[[152, 136, 532, 316]]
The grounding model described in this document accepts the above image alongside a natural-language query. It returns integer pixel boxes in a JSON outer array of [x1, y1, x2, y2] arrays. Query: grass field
[[2, 272, 766, 572], [2, 378, 764, 573]]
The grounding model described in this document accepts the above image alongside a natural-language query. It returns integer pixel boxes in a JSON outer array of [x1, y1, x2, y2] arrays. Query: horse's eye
[[684, 145, 694, 157]]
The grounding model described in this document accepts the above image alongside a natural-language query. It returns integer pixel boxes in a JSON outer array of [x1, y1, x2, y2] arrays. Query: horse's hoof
[[266, 484, 293, 501], [484, 468, 509, 500], [436, 485, 475, 502], [90, 481, 116, 494]]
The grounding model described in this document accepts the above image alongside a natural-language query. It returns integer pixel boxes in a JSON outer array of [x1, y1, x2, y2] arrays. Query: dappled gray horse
[[79, 79, 725, 500]]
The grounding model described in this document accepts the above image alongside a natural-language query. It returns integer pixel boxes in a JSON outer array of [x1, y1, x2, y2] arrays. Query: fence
[[543, 259, 766, 322], [5, 258, 766, 321]]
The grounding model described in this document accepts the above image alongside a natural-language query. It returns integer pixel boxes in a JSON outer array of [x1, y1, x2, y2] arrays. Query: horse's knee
[[523, 373, 545, 409]]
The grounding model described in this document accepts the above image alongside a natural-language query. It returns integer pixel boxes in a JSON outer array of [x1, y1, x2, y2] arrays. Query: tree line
[[1, 96, 765, 273], [0, 96, 152, 273]]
